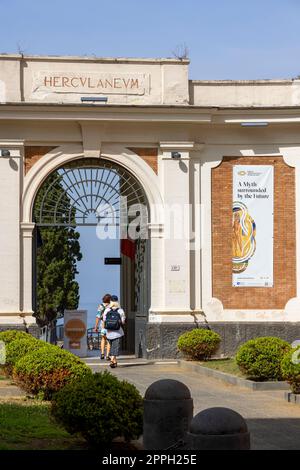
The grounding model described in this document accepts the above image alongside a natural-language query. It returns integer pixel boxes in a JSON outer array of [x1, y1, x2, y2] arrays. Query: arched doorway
[[32, 157, 150, 355]]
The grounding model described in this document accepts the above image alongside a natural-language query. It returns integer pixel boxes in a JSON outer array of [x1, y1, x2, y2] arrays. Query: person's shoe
[[106, 355, 111, 361], [100, 354, 105, 360]]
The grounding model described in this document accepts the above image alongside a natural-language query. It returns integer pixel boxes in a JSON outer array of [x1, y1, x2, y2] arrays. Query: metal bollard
[[143, 379, 193, 450], [186, 407, 251, 450]]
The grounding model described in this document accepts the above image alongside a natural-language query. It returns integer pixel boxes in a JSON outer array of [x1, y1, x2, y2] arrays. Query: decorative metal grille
[[34, 158, 148, 227], [134, 237, 148, 312]]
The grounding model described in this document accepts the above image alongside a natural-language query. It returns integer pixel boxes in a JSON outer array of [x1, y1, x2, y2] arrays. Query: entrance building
[[1, 54, 300, 357]]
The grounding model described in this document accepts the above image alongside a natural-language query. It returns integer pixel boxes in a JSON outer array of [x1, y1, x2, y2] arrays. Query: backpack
[[104, 308, 122, 331]]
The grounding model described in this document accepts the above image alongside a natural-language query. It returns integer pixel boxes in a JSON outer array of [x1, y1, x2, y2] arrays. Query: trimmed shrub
[[13, 345, 92, 399], [51, 371, 143, 447], [281, 347, 300, 393], [0, 330, 30, 345], [6, 337, 45, 368], [177, 328, 221, 360], [236, 337, 291, 381], [0, 331, 36, 377]]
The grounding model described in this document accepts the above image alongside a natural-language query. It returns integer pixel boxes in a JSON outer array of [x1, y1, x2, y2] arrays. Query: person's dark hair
[[102, 294, 111, 304]]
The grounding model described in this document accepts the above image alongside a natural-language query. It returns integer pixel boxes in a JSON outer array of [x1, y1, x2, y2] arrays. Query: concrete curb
[[86, 361, 155, 368], [85, 360, 179, 368], [179, 360, 290, 391]]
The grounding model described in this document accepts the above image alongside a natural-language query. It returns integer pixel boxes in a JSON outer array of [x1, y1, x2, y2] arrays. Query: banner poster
[[232, 165, 274, 287]]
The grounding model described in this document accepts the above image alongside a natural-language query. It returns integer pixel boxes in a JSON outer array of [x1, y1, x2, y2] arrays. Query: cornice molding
[[159, 141, 204, 151], [0, 139, 24, 148]]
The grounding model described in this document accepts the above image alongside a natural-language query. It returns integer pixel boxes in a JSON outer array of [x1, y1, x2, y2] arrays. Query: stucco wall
[[190, 80, 300, 107], [0, 55, 189, 105]]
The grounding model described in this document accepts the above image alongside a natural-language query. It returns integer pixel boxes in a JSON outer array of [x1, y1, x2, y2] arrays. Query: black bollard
[[186, 407, 250, 450], [143, 379, 193, 450]]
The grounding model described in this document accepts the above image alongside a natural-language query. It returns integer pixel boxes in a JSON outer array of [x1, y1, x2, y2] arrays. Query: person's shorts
[[100, 328, 107, 336]]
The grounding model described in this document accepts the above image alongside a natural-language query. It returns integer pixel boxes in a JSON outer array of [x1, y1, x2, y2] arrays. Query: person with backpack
[[102, 295, 125, 368], [94, 293, 111, 360]]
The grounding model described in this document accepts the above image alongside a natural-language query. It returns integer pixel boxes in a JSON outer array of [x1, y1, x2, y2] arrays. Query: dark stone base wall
[[0, 325, 27, 334], [27, 324, 41, 338], [0, 324, 40, 338], [144, 322, 300, 359], [135, 316, 148, 358]]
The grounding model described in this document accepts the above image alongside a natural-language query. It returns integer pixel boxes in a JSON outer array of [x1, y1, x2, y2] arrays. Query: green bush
[[0, 331, 36, 377], [6, 337, 45, 368], [281, 347, 300, 393], [13, 345, 92, 400], [51, 371, 143, 447], [236, 337, 291, 381], [177, 328, 221, 360], [0, 330, 31, 345]]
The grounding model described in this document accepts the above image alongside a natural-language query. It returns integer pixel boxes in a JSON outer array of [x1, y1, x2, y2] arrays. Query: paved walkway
[[85, 359, 300, 450], [0, 379, 26, 398]]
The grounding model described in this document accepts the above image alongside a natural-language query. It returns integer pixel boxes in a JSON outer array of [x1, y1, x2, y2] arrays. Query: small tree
[[36, 226, 82, 328], [34, 171, 82, 334]]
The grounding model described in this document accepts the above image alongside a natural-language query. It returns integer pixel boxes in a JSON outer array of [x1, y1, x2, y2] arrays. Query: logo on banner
[[232, 201, 256, 274]]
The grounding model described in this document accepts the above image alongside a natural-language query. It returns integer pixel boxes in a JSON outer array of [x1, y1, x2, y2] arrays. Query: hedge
[[0, 330, 30, 345], [51, 371, 143, 447], [236, 337, 291, 381], [177, 328, 221, 360], [6, 337, 46, 368], [0, 331, 38, 377], [14, 345, 92, 399], [281, 347, 300, 393]]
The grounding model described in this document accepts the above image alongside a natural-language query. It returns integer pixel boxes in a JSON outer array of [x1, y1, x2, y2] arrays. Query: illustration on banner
[[232, 201, 256, 274]]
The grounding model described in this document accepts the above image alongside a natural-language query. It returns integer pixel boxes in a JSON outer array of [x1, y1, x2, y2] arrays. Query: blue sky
[[1, 0, 300, 79], [76, 228, 120, 328]]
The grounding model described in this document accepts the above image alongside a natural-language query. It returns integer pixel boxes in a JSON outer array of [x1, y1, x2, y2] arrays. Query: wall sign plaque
[[33, 72, 150, 95], [104, 257, 122, 265]]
